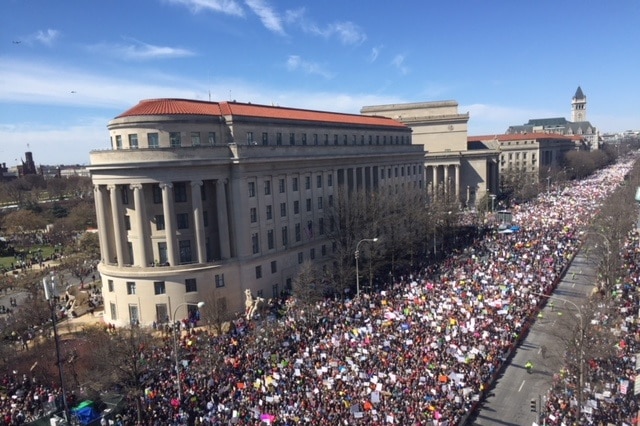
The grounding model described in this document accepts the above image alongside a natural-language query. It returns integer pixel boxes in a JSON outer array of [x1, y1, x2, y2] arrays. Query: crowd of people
[[0, 158, 636, 425]]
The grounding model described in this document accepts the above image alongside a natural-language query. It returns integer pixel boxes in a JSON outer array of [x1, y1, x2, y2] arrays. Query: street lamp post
[[42, 272, 70, 422], [355, 238, 378, 297], [533, 292, 584, 418], [490, 194, 496, 212], [172, 301, 204, 401], [546, 176, 551, 192]]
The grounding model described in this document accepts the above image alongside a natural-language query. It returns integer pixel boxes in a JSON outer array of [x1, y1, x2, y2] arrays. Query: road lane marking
[[519, 380, 525, 392]]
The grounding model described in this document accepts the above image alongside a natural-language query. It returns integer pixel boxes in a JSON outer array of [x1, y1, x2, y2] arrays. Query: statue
[[244, 289, 265, 320], [65, 286, 90, 317]]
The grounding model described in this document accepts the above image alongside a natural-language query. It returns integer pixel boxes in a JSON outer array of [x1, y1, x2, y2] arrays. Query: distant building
[[467, 133, 577, 181], [506, 87, 600, 151], [89, 98, 425, 326], [17, 151, 38, 177], [361, 101, 499, 206]]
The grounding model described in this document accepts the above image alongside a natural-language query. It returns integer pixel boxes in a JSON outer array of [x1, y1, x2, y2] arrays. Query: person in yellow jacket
[[525, 361, 533, 373]]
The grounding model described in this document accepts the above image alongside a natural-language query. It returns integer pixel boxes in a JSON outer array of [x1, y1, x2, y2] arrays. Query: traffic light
[[355, 250, 360, 259], [530, 399, 537, 412]]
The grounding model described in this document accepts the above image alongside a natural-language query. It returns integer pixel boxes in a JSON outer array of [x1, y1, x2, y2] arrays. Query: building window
[[179, 240, 192, 263], [281, 226, 288, 247], [306, 198, 312, 212], [170, 132, 181, 148], [255, 265, 262, 279], [293, 200, 300, 215], [158, 242, 168, 264], [247, 132, 254, 145], [208, 132, 216, 145], [310, 248, 315, 260], [121, 186, 129, 205], [252, 233, 259, 254], [203, 211, 209, 227], [126, 281, 136, 295], [321, 244, 326, 256], [328, 174, 333, 187], [215, 274, 225, 288], [155, 215, 165, 231], [154, 281, 166, 295], [280, 202, 287, 217], [305, 176, 311, 190], [174, 182, 187, 202], [250, 207, 257, 223], [129, 134, 138, 149], [115, 135, 122, 149], [148, 132, 159, 148], [152, 185, 162, 203], [298, 252, 303, 264], [266, 205, 273, 220], [292, 177, 298, 192], [316, 175, 322, 188], [313, 134, 318, 145], [124, 215, 131, 231], [319, 217, 324, 235], [295, 223, 301, 242], [267, 229, 274, 249], [184, 278, 198, 293], [334, 134, 339, 145], [289, 132, 295, 145], [324, 134, 329, 145], [264, 180, 271, 195], [262, 132, 269, 145], [328, 194, 333, 207], [317, 197, 323, 210], [177, 213, 189, 229], [271, 260, 277, 273], [302, 133, 307, 145], [279, 178, 285, 193], [108, 280, 114, 292], [248, 182, 256, 197], [276, 132, 282, 145], [189, 132, 200, 146], [110, 302, 117, 320]]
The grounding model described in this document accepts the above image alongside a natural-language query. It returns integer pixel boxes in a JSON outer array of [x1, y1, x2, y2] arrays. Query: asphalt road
[[469, 249, 598, 426]]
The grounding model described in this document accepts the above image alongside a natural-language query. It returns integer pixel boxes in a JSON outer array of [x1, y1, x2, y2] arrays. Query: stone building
[[89, 99, 425, 326], [506, 86, 600, 151], [361, 101, 500, 207]]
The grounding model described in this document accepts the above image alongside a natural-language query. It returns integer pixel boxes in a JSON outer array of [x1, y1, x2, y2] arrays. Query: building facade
[[361, 101, 499, 207], [506, 86, 599, 151], [90, 99, 425, 326], [467, 133, 577, 181]]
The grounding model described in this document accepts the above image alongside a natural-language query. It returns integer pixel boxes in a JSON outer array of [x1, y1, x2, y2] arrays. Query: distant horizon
[[2, 0, 639, 166]]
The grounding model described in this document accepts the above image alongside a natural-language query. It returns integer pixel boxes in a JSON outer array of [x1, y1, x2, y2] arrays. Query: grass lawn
[[0, 245, 58, 270]]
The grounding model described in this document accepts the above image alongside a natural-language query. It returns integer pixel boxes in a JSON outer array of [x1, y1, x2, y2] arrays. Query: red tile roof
[[467, 133, 576, 142], [117, 99, 407, 129]]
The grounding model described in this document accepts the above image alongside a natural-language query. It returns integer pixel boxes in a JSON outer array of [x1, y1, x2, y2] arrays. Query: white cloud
[[245, 0, 285, 35], [88, 39, 196, 61], [308, 21, 366, 45], [286, 55, 333, 79], [33, 29, 60, 46], [166, 0, 244, 17], [391, 54, 409, 75], [369, 46, 382, 63]]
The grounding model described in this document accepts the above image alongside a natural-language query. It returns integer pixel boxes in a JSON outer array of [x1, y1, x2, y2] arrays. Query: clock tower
[[571, 86, 587, 122]]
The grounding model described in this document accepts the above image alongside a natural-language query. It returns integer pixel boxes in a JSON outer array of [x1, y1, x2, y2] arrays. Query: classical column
[[432, 165, 437, 195], [107, 184, 124, 267], [130, 184, 148, 267], [454, 164, 460, 200], [191, 181, 206, 263], [443, 165, 449, 195], [216, 179, 231, 259], [160, 183, 178, 266], [94, 185, 111, 263]]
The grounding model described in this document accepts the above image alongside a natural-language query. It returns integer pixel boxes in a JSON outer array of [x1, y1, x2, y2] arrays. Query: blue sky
[[1, 0, 639, 166]]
